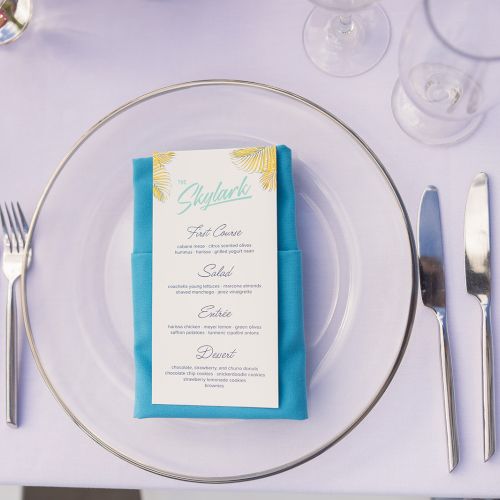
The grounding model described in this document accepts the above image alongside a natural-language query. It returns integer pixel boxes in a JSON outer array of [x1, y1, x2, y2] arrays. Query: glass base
[[303, 4, 391, 78], [391, 80, 484, 146]]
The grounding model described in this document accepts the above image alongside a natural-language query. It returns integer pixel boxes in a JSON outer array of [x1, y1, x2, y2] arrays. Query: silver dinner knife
[[418, 186, 459, 472], [465, 172, 495, 461]]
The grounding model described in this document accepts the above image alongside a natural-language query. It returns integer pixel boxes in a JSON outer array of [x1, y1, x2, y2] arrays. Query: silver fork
[[0, 203, 31, 427]]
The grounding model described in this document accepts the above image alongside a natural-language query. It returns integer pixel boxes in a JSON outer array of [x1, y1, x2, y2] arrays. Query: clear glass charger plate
[[21, 80, 417, 483]]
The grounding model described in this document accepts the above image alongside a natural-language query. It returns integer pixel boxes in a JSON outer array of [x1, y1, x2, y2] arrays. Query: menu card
[[152, 147, 279, 408]]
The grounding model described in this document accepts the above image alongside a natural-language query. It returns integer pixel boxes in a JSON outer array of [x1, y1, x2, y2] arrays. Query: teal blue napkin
[[132, 145, 307, 419]]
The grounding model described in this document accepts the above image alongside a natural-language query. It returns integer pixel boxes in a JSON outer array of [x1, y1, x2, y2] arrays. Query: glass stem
[[338, 14, 354, 34]]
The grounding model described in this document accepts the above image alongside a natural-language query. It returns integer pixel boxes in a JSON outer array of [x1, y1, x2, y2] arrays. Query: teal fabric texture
[[131, 145, 307, 419]]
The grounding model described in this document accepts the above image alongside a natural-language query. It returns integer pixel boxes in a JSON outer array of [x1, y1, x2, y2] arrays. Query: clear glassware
[[392, 0, 500, 146], [0, 0, 31, 45], [302, 0, 391, 78]]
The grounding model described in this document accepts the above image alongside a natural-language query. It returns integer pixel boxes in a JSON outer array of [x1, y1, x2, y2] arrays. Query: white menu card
[[152, 147, 279, 408]]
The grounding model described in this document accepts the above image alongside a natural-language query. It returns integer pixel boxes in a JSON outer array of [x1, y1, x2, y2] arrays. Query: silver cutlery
[[418, 186, 459, 472], [0, 202, 31, 428], [465, 172, 495, 461]]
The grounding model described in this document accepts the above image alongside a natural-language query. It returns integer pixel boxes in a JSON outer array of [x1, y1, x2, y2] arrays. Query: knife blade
[[465, 172, 495, 461], [418, 186, 459, 472]]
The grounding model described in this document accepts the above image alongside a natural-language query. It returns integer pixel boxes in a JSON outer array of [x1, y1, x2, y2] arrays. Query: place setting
[[1, 0, 500, 489]]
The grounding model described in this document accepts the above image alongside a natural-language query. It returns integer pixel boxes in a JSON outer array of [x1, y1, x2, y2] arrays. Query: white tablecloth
[[1, 0, 500, 495]]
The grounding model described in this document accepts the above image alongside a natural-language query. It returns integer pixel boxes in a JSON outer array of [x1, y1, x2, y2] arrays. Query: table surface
[[1, 0, 500, 495]]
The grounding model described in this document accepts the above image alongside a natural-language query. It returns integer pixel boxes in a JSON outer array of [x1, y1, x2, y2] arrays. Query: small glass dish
[[0, 0, 32, 45]]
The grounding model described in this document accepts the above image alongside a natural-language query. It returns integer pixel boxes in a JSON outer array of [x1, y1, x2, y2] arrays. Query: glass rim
[[424, 0, 500, 62]]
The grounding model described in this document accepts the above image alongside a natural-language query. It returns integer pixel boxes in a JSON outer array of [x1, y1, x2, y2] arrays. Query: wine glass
[[392, 0, 500, 146], [303, 0, 391, 78], [0, 0, 31, 45]]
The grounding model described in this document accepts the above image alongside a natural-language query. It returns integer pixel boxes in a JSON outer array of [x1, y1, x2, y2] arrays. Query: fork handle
[[6, 281, 17, 427]]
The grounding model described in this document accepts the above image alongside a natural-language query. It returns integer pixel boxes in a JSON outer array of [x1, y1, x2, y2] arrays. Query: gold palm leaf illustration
[[230, 146, 277, 191], [153, 151, 175, 169], [153, 164, 170, 202], [152, 151, 175, 201], [260, 166, 277, 191]]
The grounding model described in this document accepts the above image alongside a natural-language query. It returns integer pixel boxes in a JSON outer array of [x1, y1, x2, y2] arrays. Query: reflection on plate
[[22, 81, 417, 482]]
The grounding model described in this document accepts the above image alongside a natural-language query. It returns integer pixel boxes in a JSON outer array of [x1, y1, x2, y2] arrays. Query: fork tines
[[0, 203, 29, 253]]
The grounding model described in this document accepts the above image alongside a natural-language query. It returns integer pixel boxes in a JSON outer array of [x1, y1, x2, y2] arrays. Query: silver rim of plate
[[20, 80, 418, 483]]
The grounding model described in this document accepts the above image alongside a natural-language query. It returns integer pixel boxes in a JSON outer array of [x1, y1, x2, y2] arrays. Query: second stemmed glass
[[303, 0, 391, 77], [392, 0, 500, 146]]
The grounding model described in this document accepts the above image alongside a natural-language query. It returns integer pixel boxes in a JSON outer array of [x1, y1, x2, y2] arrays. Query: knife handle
[[436, 310, 459, 472], [481, 301, 495, 461]]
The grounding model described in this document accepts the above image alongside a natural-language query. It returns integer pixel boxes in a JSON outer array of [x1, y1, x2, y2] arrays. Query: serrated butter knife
[[418, 186, 459, 472], [465, 172, 495, 461]]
